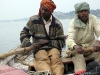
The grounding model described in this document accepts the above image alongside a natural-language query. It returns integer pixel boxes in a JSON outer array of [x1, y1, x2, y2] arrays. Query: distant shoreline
[[1, 9, 100, 21], [0, 17, 100, 22]]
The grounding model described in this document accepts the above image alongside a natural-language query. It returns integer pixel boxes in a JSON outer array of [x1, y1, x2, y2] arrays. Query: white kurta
[[66, 14, 100, 50]]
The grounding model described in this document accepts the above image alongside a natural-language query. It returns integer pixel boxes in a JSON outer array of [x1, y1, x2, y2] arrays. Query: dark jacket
[[20, 15, 65, 52]]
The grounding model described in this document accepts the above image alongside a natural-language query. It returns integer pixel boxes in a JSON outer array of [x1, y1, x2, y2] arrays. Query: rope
[[15, 51, 33, 66], [27, 70, 50, 75]]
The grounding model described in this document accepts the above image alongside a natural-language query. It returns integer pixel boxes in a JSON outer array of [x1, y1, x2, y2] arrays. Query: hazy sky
[[0, 0, 100, 20]]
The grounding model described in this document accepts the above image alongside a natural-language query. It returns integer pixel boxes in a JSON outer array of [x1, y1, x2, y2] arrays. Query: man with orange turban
[[20, 0, 65, 75], [38, 0, 56, 16]]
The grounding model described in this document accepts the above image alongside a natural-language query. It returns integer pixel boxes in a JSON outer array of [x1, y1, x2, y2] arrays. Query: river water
[[0, 19, 71, 53], [0, 19, 100, 53]]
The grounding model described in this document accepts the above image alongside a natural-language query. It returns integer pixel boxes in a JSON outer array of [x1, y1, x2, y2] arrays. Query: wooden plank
[[61, 57, 72, 64], [61, 57, 94, 64]]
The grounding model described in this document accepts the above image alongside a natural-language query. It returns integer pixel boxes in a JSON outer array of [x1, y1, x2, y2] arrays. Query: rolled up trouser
[[72, 53, 86, 72]]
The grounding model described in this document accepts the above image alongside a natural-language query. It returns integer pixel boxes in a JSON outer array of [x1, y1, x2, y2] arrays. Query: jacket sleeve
[[66, 19, 77, 50], [93, 16, 100, 41], [20, 19, 33, 47]]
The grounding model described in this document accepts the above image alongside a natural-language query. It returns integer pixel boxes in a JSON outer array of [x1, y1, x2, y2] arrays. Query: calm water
[[0, 19, 100, 54], [0, 19, 100, 53], [0, 19, 71, 53]]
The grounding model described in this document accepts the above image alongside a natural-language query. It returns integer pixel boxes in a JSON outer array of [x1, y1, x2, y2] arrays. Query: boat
[[0, 44, 73, 75], [0, 43, 94, 75]]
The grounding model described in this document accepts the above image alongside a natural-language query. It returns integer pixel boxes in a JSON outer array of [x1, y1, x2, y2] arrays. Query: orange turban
[[40, 0, 56, 13]]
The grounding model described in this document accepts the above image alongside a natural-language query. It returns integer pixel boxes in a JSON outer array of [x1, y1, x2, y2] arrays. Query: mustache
[[81, 14, 88, 17], [82, 15, 87, 17]]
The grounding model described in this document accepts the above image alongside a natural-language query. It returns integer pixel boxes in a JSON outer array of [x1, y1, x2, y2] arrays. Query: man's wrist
[[73, 45, 77, 49]]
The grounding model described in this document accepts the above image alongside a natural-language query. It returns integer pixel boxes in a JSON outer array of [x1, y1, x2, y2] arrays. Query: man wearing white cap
[[66, 2, 100, 75]]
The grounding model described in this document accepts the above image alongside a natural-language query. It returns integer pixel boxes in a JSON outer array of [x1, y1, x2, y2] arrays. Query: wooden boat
[[0, 44, 94, 75]]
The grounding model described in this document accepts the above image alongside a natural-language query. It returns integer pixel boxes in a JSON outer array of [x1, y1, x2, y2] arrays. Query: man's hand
[[38, 39, 49, 45], [33, 43, 41, 49], [93, 40, 100, 52], [73, 45, 84, 54], [28, 39, 49, 50], [24, 43, 41, 54]]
